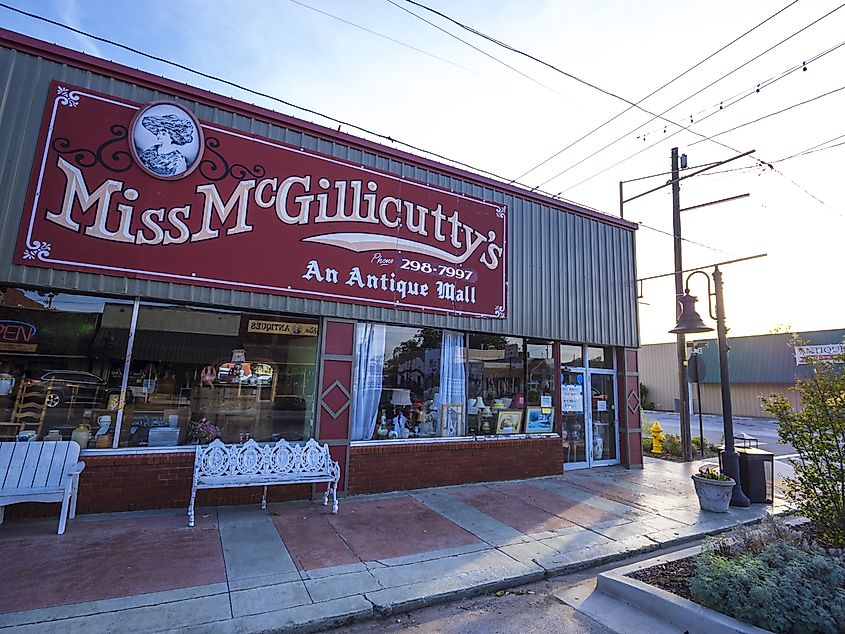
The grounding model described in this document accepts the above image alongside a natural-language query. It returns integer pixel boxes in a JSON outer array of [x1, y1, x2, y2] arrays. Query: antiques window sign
[[16, 82, 508, 318]]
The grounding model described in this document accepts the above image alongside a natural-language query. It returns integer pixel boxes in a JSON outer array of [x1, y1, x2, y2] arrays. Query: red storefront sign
[[16, 82, 508, 318]]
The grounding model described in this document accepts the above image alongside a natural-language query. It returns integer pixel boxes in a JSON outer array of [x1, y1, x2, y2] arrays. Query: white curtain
[[352, 323, 386, 441], [439, 331, 466, 436]]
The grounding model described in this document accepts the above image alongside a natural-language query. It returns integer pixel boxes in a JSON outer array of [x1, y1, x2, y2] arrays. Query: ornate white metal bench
[[0, 440, 86, 534], [188, 438, 340, 527]]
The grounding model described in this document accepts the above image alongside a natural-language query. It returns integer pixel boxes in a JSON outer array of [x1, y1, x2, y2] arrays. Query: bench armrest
[[66, 461, 86, 476]]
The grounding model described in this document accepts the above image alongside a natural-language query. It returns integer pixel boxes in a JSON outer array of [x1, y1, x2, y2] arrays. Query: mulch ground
[[627, 557, 696, 600]]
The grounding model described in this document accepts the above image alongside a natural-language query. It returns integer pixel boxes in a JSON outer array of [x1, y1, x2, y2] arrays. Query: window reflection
[[116, 304, 318, 446], [466, 336, 524, 435], [0, 288, 131, 446]]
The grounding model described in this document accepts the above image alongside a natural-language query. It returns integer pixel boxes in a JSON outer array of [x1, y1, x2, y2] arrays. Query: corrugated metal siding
[[693, 383, 802, 418], [0, 45, 638, 347], [694, 329, 845, 384], [638, 342, 677, 410]]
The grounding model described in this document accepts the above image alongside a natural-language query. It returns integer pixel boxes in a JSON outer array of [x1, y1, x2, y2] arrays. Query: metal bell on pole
[[669, 292, 714, 335]]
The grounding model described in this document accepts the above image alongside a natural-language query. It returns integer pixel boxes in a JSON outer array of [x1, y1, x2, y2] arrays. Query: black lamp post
[[669, 266, 751, 507]]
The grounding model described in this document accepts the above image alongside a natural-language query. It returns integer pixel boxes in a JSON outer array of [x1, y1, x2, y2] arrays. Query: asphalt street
[[642, 410, 796, 458]]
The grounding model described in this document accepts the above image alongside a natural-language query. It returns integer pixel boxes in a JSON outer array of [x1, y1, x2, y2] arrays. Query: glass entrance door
[[561, 367, 587, 468], [562, 366, 619, 470], [588, 371, 619, 466]]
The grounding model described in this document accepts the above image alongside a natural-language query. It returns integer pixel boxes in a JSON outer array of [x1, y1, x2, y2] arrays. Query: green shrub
[[642, 435, 652, 454], [691, 435, 720, 456], [761, 351, 845, 546], [639, 382, 657, 410], [691, 541, 845, 633], [661, 432, 682, 457]]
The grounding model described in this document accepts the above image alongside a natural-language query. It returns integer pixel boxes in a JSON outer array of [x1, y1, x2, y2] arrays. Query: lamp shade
[[669, 292, 714, 335], [391, 388, 413, 406], [474, 396, 486, 409]]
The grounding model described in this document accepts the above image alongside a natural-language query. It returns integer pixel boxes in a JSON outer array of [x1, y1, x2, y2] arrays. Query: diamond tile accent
[[627, 388, 640, 414], [321, 379, 350, 418]]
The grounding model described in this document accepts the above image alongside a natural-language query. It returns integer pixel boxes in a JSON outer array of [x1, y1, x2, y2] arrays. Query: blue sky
[[3, 0, 844, 343]]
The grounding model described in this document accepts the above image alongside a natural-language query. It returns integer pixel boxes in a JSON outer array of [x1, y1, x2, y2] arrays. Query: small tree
[[761, 352, 845, 546]]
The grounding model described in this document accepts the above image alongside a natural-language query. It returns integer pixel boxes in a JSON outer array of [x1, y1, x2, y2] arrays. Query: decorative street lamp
[[669, 265, 751, 507]]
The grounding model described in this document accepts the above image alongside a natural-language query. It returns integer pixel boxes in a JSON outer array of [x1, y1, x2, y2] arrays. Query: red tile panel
[[0, 513, 225, 614], [324, 320, 354, 357], [452, 486, 576, 534]]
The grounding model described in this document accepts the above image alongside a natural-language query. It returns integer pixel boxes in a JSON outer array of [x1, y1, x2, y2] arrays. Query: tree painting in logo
[[130, 102, 203, 179]]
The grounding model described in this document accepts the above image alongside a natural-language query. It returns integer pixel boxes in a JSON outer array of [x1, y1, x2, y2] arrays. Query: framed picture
[[440, 403, 463, 436], [495, 409, 523, 434], [526, 406, 555, 433]]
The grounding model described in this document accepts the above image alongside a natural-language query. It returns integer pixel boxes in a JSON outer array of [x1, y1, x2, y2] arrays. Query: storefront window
[[352, 325, 469, 440], [526, 341, 555, 406], [0, 288, 132, 446], [466, 335, 524, 435], [560, 344, 584, 367], [587, 346, 614, 369], [117, 303, 318, 447]]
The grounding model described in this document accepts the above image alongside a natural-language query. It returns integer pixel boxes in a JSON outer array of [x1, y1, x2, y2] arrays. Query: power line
[[557, 39, 845, 195], [510, 1, 798, 183], [634, 221, 734, 256], [689, 84, 845, 146], [0, 2, 530, 188], [776, 136, 845, 161], [635, 38, 845, 142], [385, 0, 573, 101], [289, 0, 484, 77], [399, 0, 732, 141], [539, 4, 845, 191]]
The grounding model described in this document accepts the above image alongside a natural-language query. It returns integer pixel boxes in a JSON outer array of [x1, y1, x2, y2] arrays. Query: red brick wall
[[347, 438, 563, 494], [8, 441, 564, 519], [4, 451, 311, 520]]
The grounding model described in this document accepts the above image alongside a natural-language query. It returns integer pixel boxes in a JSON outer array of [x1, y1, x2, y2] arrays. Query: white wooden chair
[[0, 441, 86, 534]]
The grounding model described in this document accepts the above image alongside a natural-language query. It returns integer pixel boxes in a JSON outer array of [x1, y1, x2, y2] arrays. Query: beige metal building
[[639, 329, 845, 417]]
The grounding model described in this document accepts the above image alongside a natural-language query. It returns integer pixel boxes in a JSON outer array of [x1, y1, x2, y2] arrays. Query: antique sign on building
[[15, 82, 507, 318]]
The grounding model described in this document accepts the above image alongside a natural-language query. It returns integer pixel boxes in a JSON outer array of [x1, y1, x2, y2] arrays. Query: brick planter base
[[348, 437, 563, 494]]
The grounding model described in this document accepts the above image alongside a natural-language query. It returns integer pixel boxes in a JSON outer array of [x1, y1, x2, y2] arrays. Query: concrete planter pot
[[691, 474, 735, 513]]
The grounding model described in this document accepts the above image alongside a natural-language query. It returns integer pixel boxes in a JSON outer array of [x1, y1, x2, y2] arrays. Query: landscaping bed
[[625, 520, 845, 634]]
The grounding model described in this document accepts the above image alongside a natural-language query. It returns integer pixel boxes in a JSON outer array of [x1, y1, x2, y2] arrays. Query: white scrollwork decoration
[[496, 206, 506, 219], [56, 85, 81, 108], [494, 305, 505, 318], [22, 241, 52, 261]]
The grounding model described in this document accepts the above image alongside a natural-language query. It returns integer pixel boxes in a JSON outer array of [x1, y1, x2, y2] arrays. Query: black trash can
[[721, 446, 774, 503]]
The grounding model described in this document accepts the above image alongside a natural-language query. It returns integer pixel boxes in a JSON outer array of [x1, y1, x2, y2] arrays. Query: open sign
[[0, 320, 36, 343]]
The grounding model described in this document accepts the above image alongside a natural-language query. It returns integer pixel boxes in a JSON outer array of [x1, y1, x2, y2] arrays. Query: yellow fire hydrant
[[651, 422, 665, 453]]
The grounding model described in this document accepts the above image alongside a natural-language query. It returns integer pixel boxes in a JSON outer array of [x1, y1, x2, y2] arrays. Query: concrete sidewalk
[[0, 458, 789, 633]]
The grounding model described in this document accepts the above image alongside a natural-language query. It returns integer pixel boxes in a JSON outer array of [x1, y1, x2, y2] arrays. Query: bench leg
[[331, 482, 338, 515], [69, 475, 80, 520], [58, 486, 72, 535], [0, 506, 4, 526], [261, 486, 268, 511], [188, 485, 197, 527], [322, 486, 329, 507]]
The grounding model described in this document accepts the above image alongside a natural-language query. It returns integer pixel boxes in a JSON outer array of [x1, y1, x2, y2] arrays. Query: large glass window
[[0, 288, 132, 446], [0, 287, 318, 448], [526, 341, 555, 407], [116, 303, 318, 447], [352, 326, 468, 440], [466, 335, 524, 435]]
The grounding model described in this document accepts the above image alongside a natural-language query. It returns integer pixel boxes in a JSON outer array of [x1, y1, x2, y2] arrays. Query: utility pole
[[671, 147, 693, 462]]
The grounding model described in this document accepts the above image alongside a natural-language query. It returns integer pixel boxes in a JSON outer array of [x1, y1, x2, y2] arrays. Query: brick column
[[314, 319, 356, 492], [617, 348, 643, 468]]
